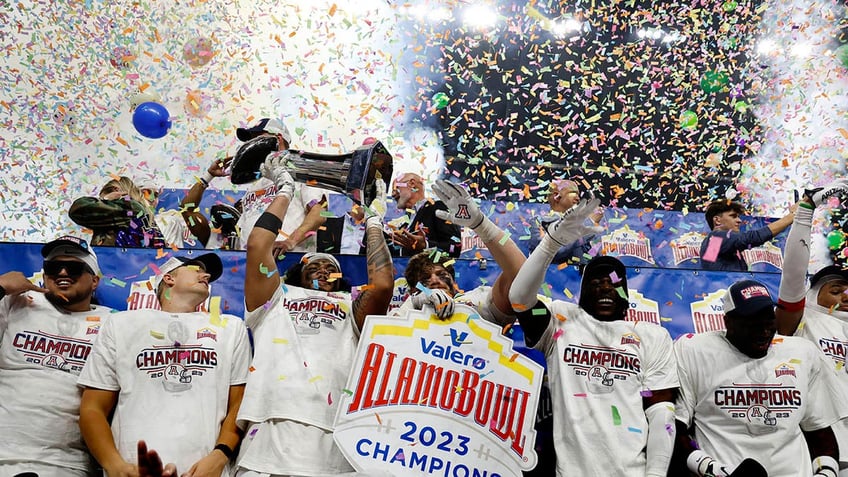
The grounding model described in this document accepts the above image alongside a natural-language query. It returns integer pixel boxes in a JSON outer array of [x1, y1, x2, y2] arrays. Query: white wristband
[[200, 170, 214, 186], [812, 455, 838, 477], [687, 450, 714, 476]]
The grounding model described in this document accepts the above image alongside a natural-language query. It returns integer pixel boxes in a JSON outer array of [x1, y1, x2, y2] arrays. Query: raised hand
[[410, 288, 456, 320], [805, 178, 848, 208], [545, 198, 602, 246], [260, 151, 295, 198], [432, 180, 484, 229], [365, 173, 388, 223]]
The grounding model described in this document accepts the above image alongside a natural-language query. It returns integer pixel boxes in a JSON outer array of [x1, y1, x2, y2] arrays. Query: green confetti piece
[[498, 231, 510, 246], [110, 277, 126, 287], [611, 406, 621, 425]]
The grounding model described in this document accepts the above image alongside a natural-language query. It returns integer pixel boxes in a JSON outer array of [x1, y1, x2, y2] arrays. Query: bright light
[[790, 42, 813, 58], [757, 39, 779, 55], [462, 4, 498, 30], [404, 4, 452, 22], [636, 28, 684, 44], [551, 18, 582, 38]]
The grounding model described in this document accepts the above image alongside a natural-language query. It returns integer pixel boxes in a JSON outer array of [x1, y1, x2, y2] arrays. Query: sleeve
[[428, 201, 462, 257], [640, 323, 679, 392], [800, 345, 848, 432], [77, 314, 120, 391], [300, 185, 329, 211], [0, 293, 15, 338], [228, 319, 251, 385], [672, 337, 697, 426], [719, 227, 774, 254], [243, 285, 283, 332], [68, 196, 149, 229]]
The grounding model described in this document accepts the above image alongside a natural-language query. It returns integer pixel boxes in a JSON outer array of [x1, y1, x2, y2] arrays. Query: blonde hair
[[99, 176, 155, 220]]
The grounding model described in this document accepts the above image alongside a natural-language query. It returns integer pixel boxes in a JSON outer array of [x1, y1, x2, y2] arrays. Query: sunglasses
[[43, 260, 93, 278]]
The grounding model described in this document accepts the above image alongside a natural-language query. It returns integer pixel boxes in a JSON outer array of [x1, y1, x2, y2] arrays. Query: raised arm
[[180, 157, 231, 247], [68, 196, 149, 229], [776, 200, 813, 335], [432, 180, 525, 316], [509, 198, 601, 311], [245, 155, 295, 312], [275, 190, 328, 254], [351, 178, 393, 330]]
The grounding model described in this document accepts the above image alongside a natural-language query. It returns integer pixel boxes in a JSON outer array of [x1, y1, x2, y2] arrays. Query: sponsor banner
[[0, 242, 780, 340], [334, 304, 542, 477]]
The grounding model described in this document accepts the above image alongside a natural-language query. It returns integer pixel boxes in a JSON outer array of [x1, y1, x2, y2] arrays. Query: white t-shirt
[[788, 306, 848, 463], [675, 331, 847, 477], [0, 292, 112, 472], [236, 285, 358, 475], [78, 309, 250, 475], [154, 209, 200, 248], [535, 301, 679, 476], [236, 178, 328, 252]]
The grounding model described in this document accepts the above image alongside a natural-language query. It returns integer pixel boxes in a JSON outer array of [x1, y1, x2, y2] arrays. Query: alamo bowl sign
[[334, 304, 543, 477]]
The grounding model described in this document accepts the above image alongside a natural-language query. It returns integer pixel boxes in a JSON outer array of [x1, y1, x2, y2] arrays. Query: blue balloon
[[132, 102, 171, 139]]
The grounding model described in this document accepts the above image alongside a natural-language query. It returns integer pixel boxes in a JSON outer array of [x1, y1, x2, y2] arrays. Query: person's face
[[725, 310, 776, 359], [582, 275, 627, 321], [713, 210, 742, 232], [816, 279, 848, 312], [141, 187, 161, 209], [549, 185, 580, 213], [301, 259, 340, 292], [167, 263, 212, 300], [43, 256, 99, 311], [416, 264, 456, 297], [392, 175, 421, 210]]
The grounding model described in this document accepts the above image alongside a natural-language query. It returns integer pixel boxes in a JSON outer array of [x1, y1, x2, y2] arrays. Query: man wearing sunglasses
[[79, 252, 250, 477], [0, 235, 112, 476]]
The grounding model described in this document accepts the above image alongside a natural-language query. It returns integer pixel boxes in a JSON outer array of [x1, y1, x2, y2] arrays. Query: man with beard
[[387, 172, 461, 257], [672, 279, 845, 477], [508, 201, 679, 477], [0, 236, 113, 476]]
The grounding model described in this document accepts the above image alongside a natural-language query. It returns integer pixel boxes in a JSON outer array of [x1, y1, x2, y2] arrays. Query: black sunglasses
[[43, 260, 93, 278]]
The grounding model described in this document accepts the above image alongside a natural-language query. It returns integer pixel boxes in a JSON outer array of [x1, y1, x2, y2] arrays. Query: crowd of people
[[3, 118, 848, 476]]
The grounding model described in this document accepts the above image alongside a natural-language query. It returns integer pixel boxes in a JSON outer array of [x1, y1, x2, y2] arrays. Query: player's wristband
[[214, 443, 235, 459], [812, 455, 838, 477], [254, 212, 282, 234]]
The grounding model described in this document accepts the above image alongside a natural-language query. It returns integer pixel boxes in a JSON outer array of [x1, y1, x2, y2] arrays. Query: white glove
[[260, 151, 295, 198], [687, 451, 731, 477], [432, 180, 484, 228], [545, 198, 603, 247], [364, 173, 388, 227], [805, 178, 848, 208], [410, 289, 456, 320]]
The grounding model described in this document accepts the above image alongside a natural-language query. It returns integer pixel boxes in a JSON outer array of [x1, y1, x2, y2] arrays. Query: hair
[[704, 199, 745, 230], [282, 260, 352, 292], [99, 176, 156, 221], [404, 251, 456, 291]]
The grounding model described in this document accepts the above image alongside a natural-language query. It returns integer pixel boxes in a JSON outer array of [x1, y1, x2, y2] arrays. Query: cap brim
[[810, 265, 848, 288], [236, 128, 257, 142], [41, 238, 89, 258], [190, 253, 224, 283]]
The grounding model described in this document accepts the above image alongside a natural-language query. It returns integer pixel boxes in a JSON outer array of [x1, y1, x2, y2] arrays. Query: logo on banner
[[334, 304, 542, 477], [389, 277, 409, 312], [690, 290, 727, 333], [126, 280, 211, 312], [670, 232, 706, 265], [741, 242, 783, 270], [600, 225, 655, 264], [626, 289, 660, 325], [461, 227, 488, 255]]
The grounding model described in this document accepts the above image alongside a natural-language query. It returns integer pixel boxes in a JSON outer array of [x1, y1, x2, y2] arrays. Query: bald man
[[388, 172, 461, 257]]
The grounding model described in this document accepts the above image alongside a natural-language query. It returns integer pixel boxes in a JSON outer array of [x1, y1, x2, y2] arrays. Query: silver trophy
[[231, 137, 393, 205]]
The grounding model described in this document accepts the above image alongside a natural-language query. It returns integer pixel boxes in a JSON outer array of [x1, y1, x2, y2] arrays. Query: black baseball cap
[[810, 265, 848, 288], [723, 279, 775, 317]]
